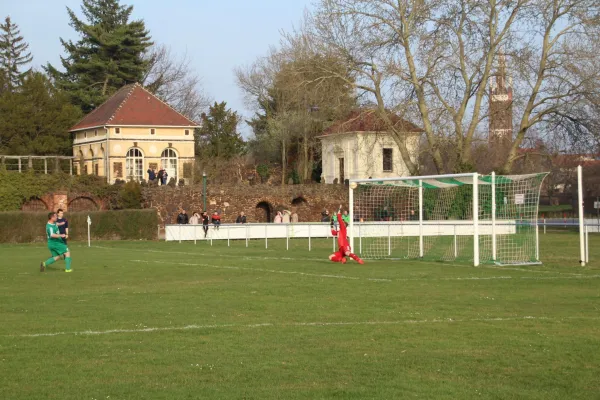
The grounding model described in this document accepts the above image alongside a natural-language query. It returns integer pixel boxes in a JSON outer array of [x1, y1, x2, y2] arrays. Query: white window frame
[[161, 148, 178, 182], [126, 148, 144, 181]]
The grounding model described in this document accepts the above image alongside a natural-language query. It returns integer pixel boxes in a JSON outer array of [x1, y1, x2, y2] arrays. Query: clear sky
[[2, 0, 313, 134]]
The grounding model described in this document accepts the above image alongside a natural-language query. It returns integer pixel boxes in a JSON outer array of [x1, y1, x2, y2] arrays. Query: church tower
[[489, 53, 513, 170]]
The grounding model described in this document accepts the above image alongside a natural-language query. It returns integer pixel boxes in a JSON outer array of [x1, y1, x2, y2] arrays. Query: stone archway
[[255, 201, 273, 223], [291, 196, 308, 206], [22, 198, 48, 212], [68, 197, 99, 212]]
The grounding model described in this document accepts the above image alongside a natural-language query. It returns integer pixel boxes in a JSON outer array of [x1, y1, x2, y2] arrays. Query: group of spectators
[[146, 167, 169, 185], [272, 210, 299, 224]]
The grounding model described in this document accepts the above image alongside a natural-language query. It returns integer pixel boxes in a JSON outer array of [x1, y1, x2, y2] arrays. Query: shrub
[[257, 164, 270, 183], [117, 181, 142, 209], [0, 209, 158, 243]]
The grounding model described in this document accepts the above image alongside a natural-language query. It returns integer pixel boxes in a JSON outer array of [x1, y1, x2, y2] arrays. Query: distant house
[[318, 110, 422, 183], [70, 83, 199, 183]]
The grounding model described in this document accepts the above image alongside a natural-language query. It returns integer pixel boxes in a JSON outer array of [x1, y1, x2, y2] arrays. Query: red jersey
[[336, 213, 349, 248]]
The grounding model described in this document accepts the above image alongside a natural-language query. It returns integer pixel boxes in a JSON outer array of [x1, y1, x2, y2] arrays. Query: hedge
[[0, 209, 158, 243]]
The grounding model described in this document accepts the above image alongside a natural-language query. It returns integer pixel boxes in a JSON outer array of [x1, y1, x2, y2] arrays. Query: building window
[[383, 148, 393, 172], [126, 148, 144, 181], [84, 132, 87, 139], [161, 148, 178, 182], [150, 128, 156, 135], [94, 130, 98, 136], [115, 127, 121, 134], [185, 129, 190, 136]]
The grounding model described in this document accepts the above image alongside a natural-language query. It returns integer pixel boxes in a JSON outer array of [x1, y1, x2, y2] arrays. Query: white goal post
[[349, 172, 548, 266]]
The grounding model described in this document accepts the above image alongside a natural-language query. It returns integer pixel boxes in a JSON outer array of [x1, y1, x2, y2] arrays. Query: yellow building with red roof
[[70, 83, 199, 183]]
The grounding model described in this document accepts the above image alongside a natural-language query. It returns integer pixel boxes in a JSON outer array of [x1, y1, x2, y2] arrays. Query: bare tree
[[308, 0, 600, 173], [142, 44, 211, 122]]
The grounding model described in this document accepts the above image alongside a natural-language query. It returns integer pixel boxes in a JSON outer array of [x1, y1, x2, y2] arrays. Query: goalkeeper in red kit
[[329, 206, 364, 264]]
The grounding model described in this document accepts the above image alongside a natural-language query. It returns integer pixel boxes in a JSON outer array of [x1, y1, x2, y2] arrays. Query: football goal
[[349, 172, 548, 266]]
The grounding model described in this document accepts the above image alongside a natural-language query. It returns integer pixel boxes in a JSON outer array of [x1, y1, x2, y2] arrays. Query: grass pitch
[[0, 233, 599, 399]]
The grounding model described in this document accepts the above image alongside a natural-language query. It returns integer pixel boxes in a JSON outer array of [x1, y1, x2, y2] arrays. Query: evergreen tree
[[46, 0, 152, 113], [0, 16, 33, 92], [196, 102, 245, 159], [0, 72, 81, 155]]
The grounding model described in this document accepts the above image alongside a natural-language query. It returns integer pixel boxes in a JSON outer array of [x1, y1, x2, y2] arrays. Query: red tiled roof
[[322, 110, 423, 136], [70, 83, 198, 131]]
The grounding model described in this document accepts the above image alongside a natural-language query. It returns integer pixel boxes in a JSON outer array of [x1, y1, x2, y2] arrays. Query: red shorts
[[338, 245, 350, 254]]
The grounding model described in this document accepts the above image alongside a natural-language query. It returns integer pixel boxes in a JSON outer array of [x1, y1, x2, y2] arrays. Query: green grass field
[[1, 233, 599, 399]]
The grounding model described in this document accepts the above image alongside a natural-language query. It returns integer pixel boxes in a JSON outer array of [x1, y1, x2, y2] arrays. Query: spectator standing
[[211, 212, 221, 230], [291, 211, 299, 223], [56, 209, 69, 244], [236, 212, 247, 224], [162, 169, 169, 185], [201, 212, 209, 237], [157, 167, 165, 185], [409, 209, 418, 221], [274, 211, 283, 223], [320, 210, 330, 223], [147, 167, 156, 182], [189, 212, 200, 224], [282, 210, 291, 224], [177, 209, 189, 224]]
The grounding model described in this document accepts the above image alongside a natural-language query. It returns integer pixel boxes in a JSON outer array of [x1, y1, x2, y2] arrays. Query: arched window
[[161, 148, 178, 182], [126, 148, 144, 181]]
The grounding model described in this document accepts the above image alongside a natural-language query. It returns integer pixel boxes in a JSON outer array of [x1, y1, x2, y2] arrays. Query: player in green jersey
[[40, 212, 72, 272]]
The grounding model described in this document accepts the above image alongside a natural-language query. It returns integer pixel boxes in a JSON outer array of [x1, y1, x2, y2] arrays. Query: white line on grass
[[10, 316, 600, 338], [130, 260, 600, 283], [129, 260, 387, 281]]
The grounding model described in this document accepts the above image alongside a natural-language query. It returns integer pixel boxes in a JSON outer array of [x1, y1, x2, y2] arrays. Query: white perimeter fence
[[165, 220, 597, 263]]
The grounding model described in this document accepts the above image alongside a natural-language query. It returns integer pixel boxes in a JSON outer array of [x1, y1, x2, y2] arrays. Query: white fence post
[[454, 224, 457, 259], [194, 225, 197, 245], [245, 225, 248, 248], [227, 225, 230, 247], [359, 224, 362, 255], [179, 225, 182, 244], [286, 225, 289, 251], [308, 224, 311, 251], [265, 224, 268, 249], [543, 218, 546, 235]]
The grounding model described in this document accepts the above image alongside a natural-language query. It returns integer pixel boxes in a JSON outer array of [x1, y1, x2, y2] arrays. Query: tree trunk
[[102, 76, 109, 96], [281, 137, 287, 186], [303, 133, 310, 181]]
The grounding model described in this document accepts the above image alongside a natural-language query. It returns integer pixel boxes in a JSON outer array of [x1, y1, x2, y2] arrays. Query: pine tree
[[0, 16, 33, 92], [46, 0, 152, 113], [196, 102, 245, 159]]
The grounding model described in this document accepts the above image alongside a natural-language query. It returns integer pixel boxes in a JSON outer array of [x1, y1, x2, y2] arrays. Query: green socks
[[65, 257, 72, 271], [45, 257, 56, 266]]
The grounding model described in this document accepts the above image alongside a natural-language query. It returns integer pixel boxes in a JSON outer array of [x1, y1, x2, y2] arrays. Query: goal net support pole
[[578, 165, 585, 267]]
